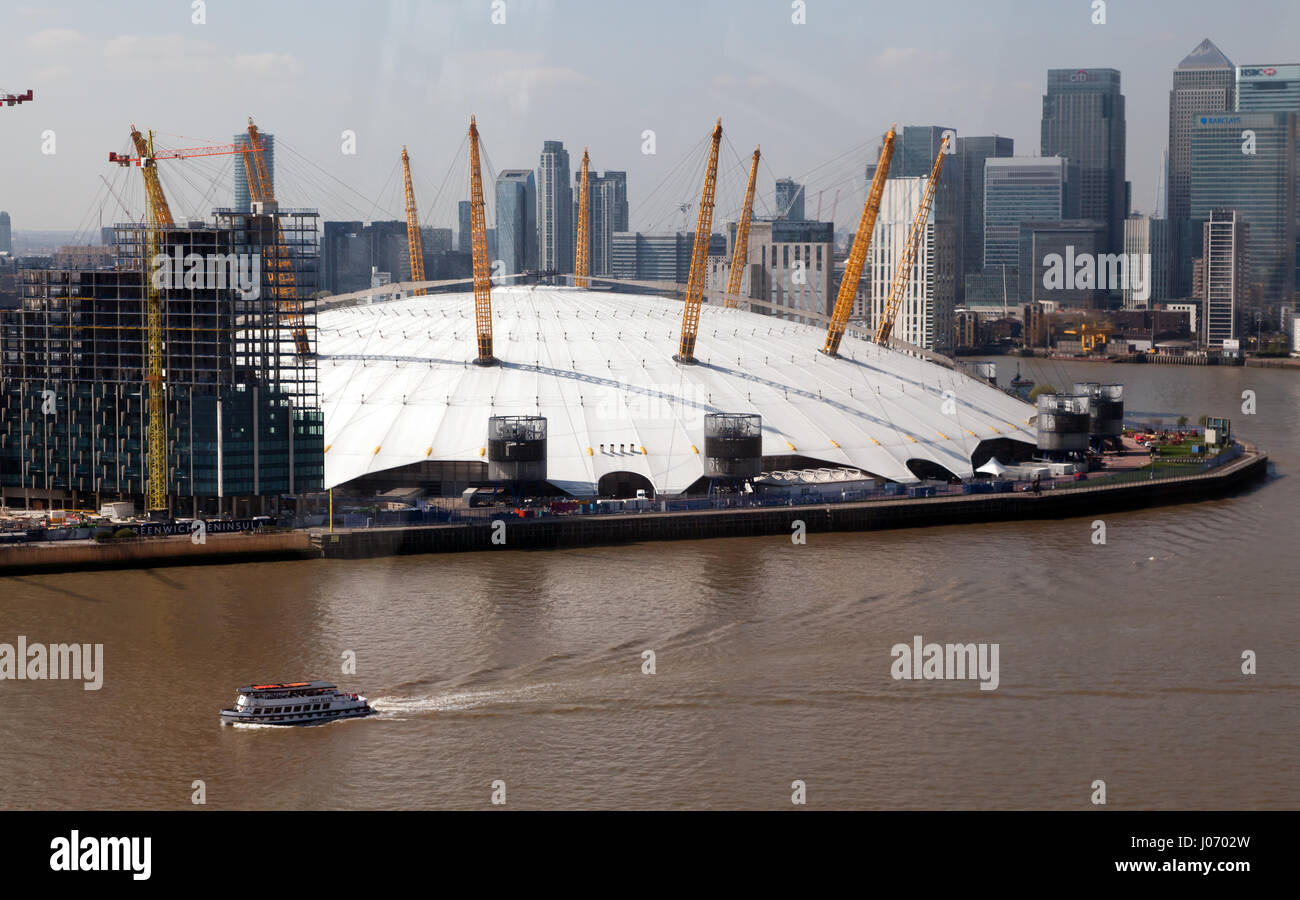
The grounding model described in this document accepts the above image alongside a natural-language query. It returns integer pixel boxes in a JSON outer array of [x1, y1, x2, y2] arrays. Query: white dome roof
[[317, 285, 1036, 496]]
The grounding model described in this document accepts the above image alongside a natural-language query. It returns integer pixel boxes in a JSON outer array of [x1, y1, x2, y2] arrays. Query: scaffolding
[[0, 211, 323, 514]]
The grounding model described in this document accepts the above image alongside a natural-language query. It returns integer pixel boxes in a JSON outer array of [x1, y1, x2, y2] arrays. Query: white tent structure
[[316, 286, 1036, 497], [976, 457, 1012, 477]]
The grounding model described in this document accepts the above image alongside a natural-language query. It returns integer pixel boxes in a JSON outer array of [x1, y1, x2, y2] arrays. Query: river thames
[[2, 359, 1295, 809]]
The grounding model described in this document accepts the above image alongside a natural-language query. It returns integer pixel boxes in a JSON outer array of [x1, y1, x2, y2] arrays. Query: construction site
[[0, 111, 1264, 554], [0, 122, 323, 518]]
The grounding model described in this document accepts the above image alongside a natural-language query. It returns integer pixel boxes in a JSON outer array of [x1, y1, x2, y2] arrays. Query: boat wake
[[370, 682, 562, 717]]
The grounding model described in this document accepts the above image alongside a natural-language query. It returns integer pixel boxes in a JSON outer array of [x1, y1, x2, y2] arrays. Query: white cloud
[[24, 28, 86, 52], [232, 52, 303, 80], [873, 47, 952, 71], [440, 51, 591, 114]]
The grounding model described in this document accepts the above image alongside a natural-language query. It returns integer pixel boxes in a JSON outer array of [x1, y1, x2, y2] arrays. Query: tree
[[1028, 383, 1057, 402], [1177, 415, 1188, 427]]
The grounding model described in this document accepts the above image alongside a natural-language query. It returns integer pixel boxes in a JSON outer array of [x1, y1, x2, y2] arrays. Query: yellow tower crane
[[467, 116, 495, 364], [575, 148, 591, 288], [875, 135, 948, 345], [242, 118, 311, 357], [109, 128, 266, 513], [824, 125, 896, 355], [401, 145, 426, 297], [129, 125, 174, 228], [142, 130, 166, 513], [725, 145, 760, 308], [676, 118, 723, 363]]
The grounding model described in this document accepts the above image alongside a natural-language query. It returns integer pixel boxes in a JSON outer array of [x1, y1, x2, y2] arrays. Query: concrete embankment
[[0, 531, 315, 576], [317, 448, 1269, 559]]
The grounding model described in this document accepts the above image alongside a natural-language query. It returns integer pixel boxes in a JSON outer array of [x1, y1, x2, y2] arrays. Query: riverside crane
[[467, 116, 495, 364], [675, 118, 723, 363], [874, 135, 947, 345], [400, 146, 426, 297], [823, 125, 895, 356], [242, 118, 311, 357], [725, 145, 760, 308], [575, 148, 590, 288], [109, 128, 264, 513]]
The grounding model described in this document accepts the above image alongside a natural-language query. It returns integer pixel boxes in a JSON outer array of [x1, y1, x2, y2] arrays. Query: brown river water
[[1, 358, 1296, 809]]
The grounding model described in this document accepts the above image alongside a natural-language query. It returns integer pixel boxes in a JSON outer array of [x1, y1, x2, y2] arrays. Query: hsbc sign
[[1239, 64, 1300, 80]]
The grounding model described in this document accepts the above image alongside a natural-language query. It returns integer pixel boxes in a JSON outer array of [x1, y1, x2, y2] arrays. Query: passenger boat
[[219, 680, 373, 726]]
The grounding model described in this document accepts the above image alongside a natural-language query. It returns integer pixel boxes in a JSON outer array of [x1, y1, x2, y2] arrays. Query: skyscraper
[[1016, 219, 1109, 309], [496, 170, 538, 275], [865, 125, 964, 306], [774, 178, 806, 220], [1167, 40, 1235, 223], [1202, 208, 1249, 347], [537, 140, 573, 273], [0, 211, 10, 255], [1122, 214, 1174, 309], [1190, 111, 1298, 304], [745, 219, 834, 325], [956, 135, 1014, 276], [573, 169, 629, 277], [1041, 68, 1127, 252], [457, 201, 472, 252], [866, 177, 954, 351], [597, 171, 628, 276], [982, 157, 1080, 268], [232, 131, 274, 213], [1236, 63, 1300, 112]]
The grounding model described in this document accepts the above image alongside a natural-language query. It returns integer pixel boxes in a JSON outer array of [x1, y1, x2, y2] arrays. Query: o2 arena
[[316, 284, 1037, 499]]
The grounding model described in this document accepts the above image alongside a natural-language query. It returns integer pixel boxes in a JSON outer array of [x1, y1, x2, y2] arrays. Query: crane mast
[[111, 127, 263, 514], [725, 145, 760, 307], [823, 125, 895, 356], [242, 118, 311, 357], [401, 146, 426, 297], [130, 125, 174, 228], [675, 118, 723, 363], [467, 116, 495, 364], [142, 129, 167, 513], [874, 135, 947, 345], [575, 148, 590, 288]]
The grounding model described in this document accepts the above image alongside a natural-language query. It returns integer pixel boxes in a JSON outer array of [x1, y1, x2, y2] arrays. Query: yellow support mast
[[143, 130, 167, 513], [676, 118, 723, 363], [824, 125, 895, 355], [467, 116, 495, 364], [575, 148, 591, 288], [401, 145, 426, 297], [875, 134, 947, 345], [725, 145, 760, 308]]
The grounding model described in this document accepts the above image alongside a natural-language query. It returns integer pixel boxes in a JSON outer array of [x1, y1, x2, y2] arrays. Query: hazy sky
[[3, 0, 1298, 233]]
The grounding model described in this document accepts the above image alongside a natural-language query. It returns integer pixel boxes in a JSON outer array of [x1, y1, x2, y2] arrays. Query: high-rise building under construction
[[0, 208, 323, 515]]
